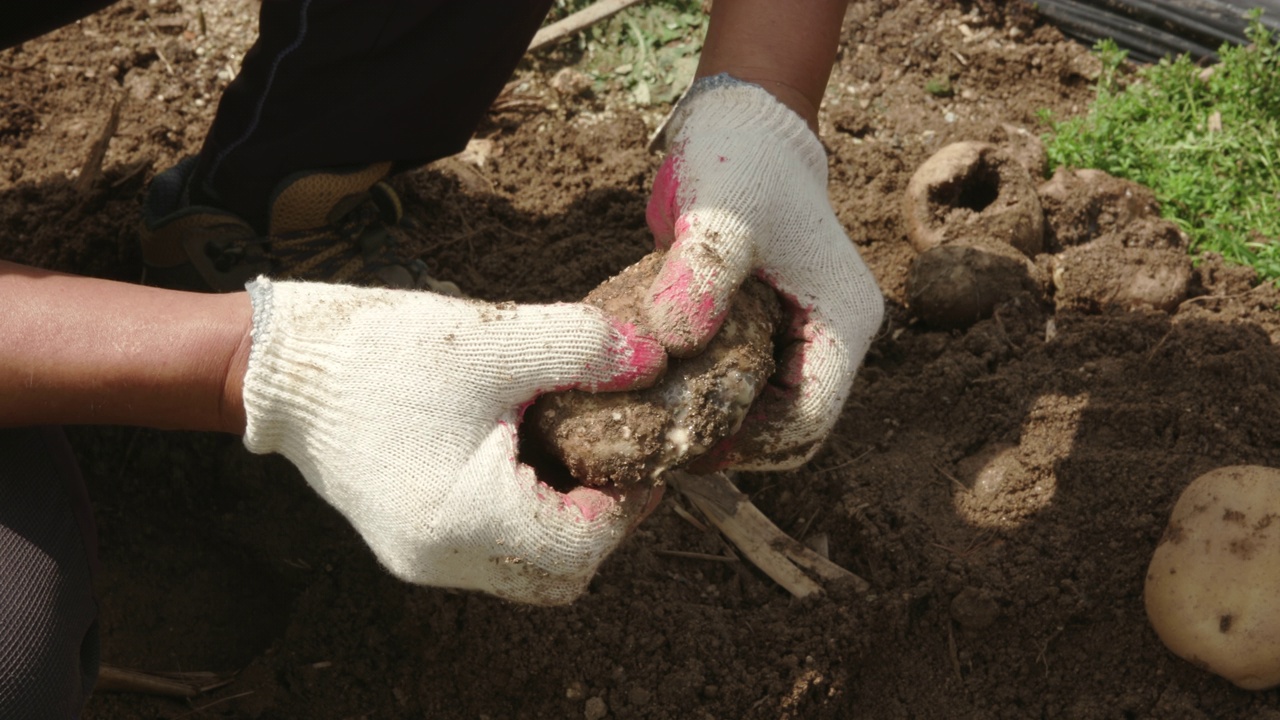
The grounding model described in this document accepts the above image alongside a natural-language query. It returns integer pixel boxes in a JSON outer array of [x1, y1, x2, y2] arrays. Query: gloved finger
[[488, 462, 664, 606], [643, 211, 755, 357], [685, 276, 873, 472], [479, 302, 668, 402], [644, 150, 682, 251], [693, 231, 884, 470]]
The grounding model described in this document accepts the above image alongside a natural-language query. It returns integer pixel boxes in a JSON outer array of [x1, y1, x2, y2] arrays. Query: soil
[[5, 0, 1280, 718], [530, 252, 782, 488]]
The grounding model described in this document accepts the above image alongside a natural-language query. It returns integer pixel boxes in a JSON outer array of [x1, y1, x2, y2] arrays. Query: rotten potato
[[529, 252, 781, 487], [901, 141, 1044, 257], [1144, 465, 1280, 690]]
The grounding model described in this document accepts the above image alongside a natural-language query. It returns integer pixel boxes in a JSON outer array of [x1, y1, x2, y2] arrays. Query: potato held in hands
[[529, 253, 782, 487], [1144, 465, 1280, 690]]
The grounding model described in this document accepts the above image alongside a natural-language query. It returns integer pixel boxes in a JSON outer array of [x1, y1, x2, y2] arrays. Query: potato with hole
[[1144, 465, 1280, 690]]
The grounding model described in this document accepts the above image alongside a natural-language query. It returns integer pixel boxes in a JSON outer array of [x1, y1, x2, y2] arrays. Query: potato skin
[[905, 244, 1037, 329], [529, 253, 781, 487], [1144, 465, 1280, 690]]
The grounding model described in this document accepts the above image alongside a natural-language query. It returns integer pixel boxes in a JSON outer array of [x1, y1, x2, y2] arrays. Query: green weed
[[1045, 14, 1280, 280], [539, 0, 707, 106], [925, 75, 954, 98]]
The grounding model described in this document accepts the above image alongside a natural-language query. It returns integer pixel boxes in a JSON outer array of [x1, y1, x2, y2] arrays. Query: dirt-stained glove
[[646, 74, 885, 471], [240, 278, 667, 605]]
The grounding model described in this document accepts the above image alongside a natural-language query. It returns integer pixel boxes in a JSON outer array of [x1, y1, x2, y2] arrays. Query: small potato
[[1051, 244, 1191, 314], [1145, 465, 1280, 690], [905, 244, 1039, 329]]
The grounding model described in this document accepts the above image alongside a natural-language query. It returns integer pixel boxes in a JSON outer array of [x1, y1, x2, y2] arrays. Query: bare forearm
[[698, 0, 847, 132], [0, 261, 251, 433]]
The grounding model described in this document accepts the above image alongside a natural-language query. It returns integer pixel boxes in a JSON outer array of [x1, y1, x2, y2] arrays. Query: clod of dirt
[[530, 253, 781, 487], [990, 123, 1048, 179], [951, 586, 1001, 632], [550, 67, 593, 97], [1038, 167, 1185, 251], [905, 243, 1042, 329], [902, 141, 1045, 258], [1051, 242, 1191, 313], [1194, 252, 1260, 297], [1145, 466, 1280, 690]]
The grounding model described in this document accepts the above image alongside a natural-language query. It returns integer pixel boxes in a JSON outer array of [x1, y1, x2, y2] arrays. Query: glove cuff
[[664, 74, 827, 172], [240, 277, 335, 462]]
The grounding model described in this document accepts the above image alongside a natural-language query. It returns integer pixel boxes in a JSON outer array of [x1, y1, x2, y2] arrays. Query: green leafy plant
[[1045, 15, 1280, 280], [925, 75, 954, 98], [539, 0, 707, 106]]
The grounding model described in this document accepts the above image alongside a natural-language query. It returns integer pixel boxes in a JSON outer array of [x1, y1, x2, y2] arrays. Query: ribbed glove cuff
[[667, 74, 828, 173], [240, 278, 334, 463]]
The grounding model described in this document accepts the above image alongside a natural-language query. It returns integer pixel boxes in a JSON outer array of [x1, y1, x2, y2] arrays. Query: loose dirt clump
[[1039, 167, 1194, 312], [530, 252, 781, 487]]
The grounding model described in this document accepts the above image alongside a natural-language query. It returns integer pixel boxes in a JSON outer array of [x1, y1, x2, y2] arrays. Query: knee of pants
[[0, 610, 99, 719], [0, 427, 100, 718]]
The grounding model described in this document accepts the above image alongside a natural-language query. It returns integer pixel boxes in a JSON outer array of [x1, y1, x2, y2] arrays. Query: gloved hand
[[240, 278, 667, 605], [646, 75, 885, 471]]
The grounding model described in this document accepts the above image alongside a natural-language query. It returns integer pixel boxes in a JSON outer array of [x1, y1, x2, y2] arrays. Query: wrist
[[218, 293, 254, 435], [238, 278, 359, 458]]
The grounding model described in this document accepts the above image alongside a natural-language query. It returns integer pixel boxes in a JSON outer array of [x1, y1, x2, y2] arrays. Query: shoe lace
[[266, 193, 405, 282], [203, 222, 267, 273]]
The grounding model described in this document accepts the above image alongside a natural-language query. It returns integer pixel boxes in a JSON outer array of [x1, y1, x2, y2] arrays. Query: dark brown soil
[[6, 1, 1280, 718]]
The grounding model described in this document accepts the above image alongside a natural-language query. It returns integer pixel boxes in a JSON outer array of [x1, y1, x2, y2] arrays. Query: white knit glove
[[646, 75, 885, 471], [240, 279, 667, 605]]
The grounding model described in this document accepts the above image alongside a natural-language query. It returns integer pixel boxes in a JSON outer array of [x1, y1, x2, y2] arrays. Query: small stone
[[627, 687, 651, 706], [584, 696, 608, 720], [550, 67, 593, 97]]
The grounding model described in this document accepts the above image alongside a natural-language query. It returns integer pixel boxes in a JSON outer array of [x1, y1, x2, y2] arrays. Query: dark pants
[[5, 0, 553, 229], [0, 428, 99, 719], [1, 1, 551, 712]]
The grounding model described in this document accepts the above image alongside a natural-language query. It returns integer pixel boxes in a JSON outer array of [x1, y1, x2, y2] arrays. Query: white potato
[[1145, 465, 1280, 690]]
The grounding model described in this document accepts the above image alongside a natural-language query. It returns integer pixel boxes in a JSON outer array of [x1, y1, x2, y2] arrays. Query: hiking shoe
[[140, 157, 461, 294]]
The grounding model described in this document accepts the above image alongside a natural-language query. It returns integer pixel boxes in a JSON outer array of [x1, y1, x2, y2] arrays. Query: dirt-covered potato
[[529, 253, 781, 487], [1145, 465, 1280, 690], [905, 243, 1040, 329]]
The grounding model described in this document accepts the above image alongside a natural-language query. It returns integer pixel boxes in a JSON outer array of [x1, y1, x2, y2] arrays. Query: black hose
[[1034, 0, 1223, 61], [1030, 0, 1280, 61]]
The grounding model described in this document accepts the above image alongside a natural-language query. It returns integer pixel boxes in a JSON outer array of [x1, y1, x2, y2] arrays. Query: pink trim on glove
[[647, 254, 728, 350], [595, 321, 667, 392], [645, 144, 689, 249]]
